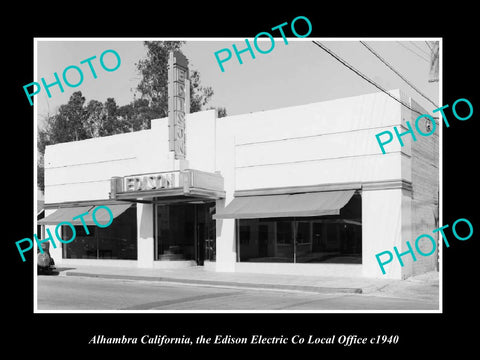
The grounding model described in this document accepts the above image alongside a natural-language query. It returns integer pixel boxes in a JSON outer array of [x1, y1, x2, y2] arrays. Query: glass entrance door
[[195, 204, 205, 266], [156, 203, 195, 261], [195, 202, 216, 265], [155, 202, 216, 265]]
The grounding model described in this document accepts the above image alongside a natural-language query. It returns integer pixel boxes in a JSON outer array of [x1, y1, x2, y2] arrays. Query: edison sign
[[168, 51, 190, 160], [124, 172, 178, 192]]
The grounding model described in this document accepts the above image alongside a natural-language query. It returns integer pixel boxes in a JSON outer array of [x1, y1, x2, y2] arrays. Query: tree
[[217, 107, 227, 118], [39, 93, 132, 154], [117, 98, 157, 131], [37, 92, 128, 191], [135, 41, 215, 128], [58, 91, 87, 142], [37, 160, 45, 192], [84, 99, 104, 138], [136, 41, 183, 118], [102, 98, 122, 135], [38, 91, 87, 154], [189, 69, 214, 113], [37, 42, 222, 191], [208, 106, 227, 118]]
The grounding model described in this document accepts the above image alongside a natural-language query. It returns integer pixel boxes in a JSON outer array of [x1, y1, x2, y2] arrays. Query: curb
[[64, 271, 364, 294]]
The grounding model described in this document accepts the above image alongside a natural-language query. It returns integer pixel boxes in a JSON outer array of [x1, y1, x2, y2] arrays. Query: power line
[[409, 41, 430, 57], [360, 41, 438, 108], [396, 41, 430, 62], [311, 40, 424, 117], [425, 41, 433, 51]]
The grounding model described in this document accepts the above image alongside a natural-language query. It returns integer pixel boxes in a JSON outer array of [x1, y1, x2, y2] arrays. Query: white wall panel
[[235, 153, 402, 190], [235, 127, 402, 168]]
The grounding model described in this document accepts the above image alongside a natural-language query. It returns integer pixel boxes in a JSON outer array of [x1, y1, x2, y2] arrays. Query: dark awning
[[37, 204, 132, 225], [213, 190, 355, 219], [80, 204, 132, 225], [37, 206, 94, 225]]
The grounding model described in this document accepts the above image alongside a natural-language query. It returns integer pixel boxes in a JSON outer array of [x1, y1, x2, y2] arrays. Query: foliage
[[37, 41, 225, 191], [134, 41, 215, 125], [208, 106, 227, 118]]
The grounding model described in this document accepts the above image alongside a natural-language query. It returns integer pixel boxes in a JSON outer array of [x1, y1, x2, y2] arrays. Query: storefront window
[[62, 225, 97, 259], [275, 220, 294, 262], [238, 219, 294, 263], [237, 194, 362, 264], [63, 206, 137, 259]]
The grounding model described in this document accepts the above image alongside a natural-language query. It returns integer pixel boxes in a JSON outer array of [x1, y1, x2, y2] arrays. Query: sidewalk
[[53, 265, 439, 300]]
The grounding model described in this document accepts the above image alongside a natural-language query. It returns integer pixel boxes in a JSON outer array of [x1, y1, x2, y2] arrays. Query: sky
[[35, 38, 439, 129]]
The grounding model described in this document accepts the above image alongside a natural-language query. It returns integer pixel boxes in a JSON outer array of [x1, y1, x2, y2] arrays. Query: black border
[[7, 6, 478, 355]]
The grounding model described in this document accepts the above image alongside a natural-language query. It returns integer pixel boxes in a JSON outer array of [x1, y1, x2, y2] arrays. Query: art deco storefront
[[110, 170, 222, 265], [40, 88, 439, 279]]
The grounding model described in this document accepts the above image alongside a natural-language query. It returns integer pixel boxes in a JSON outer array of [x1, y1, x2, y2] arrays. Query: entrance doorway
[[155, 202, 215, 265], [195, 202, 216, 265]]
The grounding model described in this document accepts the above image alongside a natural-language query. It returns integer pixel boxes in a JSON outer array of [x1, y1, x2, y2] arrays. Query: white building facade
[[40, 90, 439, 279]]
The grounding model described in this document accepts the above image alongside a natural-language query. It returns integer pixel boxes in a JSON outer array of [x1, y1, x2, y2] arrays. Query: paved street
[[37, 275, 438, 311]]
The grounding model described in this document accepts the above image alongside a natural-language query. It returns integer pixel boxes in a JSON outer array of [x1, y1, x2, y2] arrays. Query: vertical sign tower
[[168, 51, 190, 159]]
